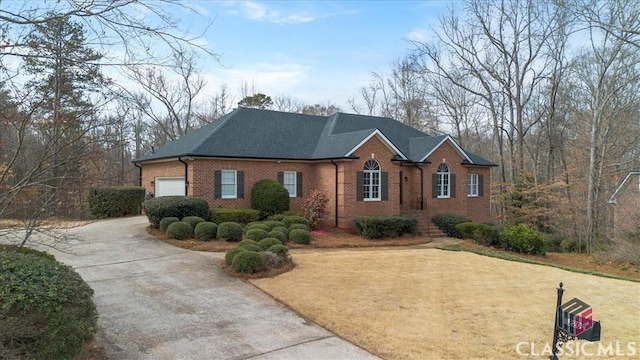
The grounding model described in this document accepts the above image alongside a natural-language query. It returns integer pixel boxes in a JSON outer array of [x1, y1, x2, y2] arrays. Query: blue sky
[[185, 1, 454, 110]]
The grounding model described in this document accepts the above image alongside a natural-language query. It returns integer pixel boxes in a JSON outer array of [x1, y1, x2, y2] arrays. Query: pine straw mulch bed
[[146, 226, 432, 252]]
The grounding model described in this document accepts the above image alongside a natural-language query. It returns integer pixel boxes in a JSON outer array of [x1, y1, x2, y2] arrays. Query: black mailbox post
[[550, 283, 601, 360]]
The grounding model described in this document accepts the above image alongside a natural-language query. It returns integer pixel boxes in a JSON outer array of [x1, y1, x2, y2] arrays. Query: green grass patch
[[439, 244, 639, 283]]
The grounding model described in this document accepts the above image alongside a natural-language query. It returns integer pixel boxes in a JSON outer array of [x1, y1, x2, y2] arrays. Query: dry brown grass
[[0, 219, 91, 229], [251, 249, 640, 360]]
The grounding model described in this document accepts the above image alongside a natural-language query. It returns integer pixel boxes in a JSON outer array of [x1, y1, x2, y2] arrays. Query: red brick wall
[[419, 141, 492, 223], [613, 176, 640, 237], [337, 135, 402, 228]]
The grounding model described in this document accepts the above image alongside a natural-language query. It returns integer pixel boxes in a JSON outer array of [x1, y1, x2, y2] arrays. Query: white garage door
[[155, 177, 185, 197]]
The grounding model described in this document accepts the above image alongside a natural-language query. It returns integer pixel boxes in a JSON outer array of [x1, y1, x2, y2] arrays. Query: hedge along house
[[133, 108, 497, 229]]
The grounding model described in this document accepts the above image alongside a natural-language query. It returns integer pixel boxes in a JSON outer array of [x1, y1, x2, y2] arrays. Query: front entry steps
[[402, 210, 447, 237]]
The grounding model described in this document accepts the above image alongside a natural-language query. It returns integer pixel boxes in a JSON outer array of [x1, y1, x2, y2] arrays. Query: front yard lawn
[[251, 249, 640, 359]]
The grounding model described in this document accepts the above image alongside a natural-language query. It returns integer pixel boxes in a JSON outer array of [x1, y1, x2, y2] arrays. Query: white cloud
[[406, 28, 429, 43], [237, 1, 316, 25]]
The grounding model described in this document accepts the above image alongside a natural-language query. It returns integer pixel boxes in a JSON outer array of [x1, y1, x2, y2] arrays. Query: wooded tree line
[[1, 0, 638, 253], [349, 0, 640, 252]]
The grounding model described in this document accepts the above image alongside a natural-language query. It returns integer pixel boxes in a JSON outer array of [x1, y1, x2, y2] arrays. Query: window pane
[[283, 171, 296, 196], [220, 170, 236, 198]]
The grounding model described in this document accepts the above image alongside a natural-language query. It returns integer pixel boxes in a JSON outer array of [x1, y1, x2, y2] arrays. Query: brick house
[[608, 170, 640, 239], [134, 108, 496, 229]]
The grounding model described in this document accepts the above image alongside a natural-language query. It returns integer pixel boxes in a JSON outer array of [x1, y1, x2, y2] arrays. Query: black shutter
[[451, 174, 456, 198], [432, 173, 438, 198], [356, 171, 364, 201], [381, 172, 388, 201], [399, 171, 403, 205], [478, 174, 484, 197], [296, 172, 303, 197], [237, 171, 245, 198], [277, 171, 284, 185], [214, 170, 221, 199]]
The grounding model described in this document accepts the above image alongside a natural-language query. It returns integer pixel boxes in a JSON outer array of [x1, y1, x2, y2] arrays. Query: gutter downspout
[[178, 157, 188, 196], [134, 163, 142, 187], [331, 160, 339, 227], [415, 163, 424, 210]]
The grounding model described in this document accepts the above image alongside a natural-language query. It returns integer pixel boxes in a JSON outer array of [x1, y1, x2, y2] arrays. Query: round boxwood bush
[[238, 243, 263, 253], [246, 223, 270, 232], [225, 247, 245, 265], [217, 222, 243, 242], [166, 221, 193, 240], [272, 226, 289, 237], [267, 230, 287, 243], [182, 216, 205, 229], [289, 228, 311, 245], [159, 217, 180, 232], [263, 220, 285, 230], [259, 237, 283, 250], [288, 223, 310, 232], [282, 215, 309, 228], [0, 251, 97, 359], [238, 239, 260, 247], [143, 196, 210, 228], [194, 222, 217, 241], [267, 244, 289, 257], [246, 228, 269, 241], [251, 179, 290, 218], [231, 251, 264, 273], [0, 244, 56, 262]]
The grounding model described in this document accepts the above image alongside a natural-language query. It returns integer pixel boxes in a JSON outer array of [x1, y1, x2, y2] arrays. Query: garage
[[154, 177, 185, 197]]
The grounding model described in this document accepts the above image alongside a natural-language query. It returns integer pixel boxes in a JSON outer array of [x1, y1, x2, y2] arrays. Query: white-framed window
[[220, 170, 237, 199], [468, 173, 479, 197], [437, 163, 450, 198], [283, 171, 297, 197], [363, 159, 381, 201]]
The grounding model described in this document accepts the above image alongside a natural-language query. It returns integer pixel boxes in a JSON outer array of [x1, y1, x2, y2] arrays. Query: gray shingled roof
[[134, 107, 496, 166]]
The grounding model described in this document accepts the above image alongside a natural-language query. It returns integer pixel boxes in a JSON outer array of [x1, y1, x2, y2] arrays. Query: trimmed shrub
[[246, 223, 270, 232], [267, 244, 289, 257], [211, 208, 260, 224], [166, 222, 193, 240], [431, 213, 472, 238], [251, 179, 290, 218], [455, 222, 500, 246], [217, 222, 243, 242], [159, 217, 180, 232], [0, 251, 97, 359], [225, 247, 245, 265], [194, 222, 217, 241], [282, 215, 309, 228], [289, 229, 311, 244], [263, 220, 285, 230], [246, 229, 269, 241], [87, 186, 145, 218], [272, 226, 289, 237], [144, 196, 209, 228], [182, 216, 205, 228], [259, 237, 282, 250], [301, 189, 329, 229], [267, 230, 287, 243], [288, 223, 311, 232], [352, 216, 418, 239], [231, 251, 264, 273], [238, 243, 263, 253], [266, 213, 286, 221], [238, 239, 261, 247], [500, 223, 546, 255], [0, 244, 56, 262]]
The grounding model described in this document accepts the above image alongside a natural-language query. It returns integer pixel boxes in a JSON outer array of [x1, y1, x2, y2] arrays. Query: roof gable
[[418, 135, 472, 163], [344, 129, 407, 160]]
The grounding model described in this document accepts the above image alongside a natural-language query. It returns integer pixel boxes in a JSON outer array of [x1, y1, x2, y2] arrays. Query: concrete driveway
[[39, 216, 378, 359]]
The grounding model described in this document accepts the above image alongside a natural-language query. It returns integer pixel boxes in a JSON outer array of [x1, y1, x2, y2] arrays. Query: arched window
[[437, 163, 450, 198], [363, 159, 381, 201]]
